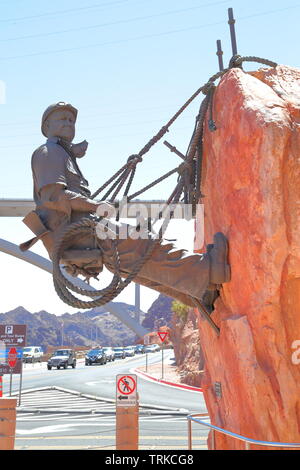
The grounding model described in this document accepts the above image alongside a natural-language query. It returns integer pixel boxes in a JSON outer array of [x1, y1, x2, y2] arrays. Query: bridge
[[0, 198, 175, 338]]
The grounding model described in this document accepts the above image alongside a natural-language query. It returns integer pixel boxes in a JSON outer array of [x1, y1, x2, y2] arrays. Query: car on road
[[135, 345, 145, 354], [145, 344, 160, 353], [47, 349, 76, 370], [23, 346, 43, 363], [102, 347, 115, 362], [113, 347, 126, 359], [124, 346, 135, 357], [85, 348, 107, 366]]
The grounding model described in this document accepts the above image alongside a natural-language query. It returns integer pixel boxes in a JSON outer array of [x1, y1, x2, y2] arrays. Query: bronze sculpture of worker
[[21, 102, 231, 308]]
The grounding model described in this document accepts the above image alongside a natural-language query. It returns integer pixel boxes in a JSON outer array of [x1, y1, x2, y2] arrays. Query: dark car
[[113, 347, 126, 359], [47, 349, 76, 370], [103, 347, 115, 362], [135, 345, 145, 354], [85, 348, 107, 366]]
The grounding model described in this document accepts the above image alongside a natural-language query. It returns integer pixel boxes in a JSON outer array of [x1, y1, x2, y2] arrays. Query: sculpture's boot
[[208, 232, 231, 287], [199, 234, 230, 315]]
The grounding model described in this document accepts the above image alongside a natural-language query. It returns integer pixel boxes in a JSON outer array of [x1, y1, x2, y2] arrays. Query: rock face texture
[[170, 310, 204, 388], [195, 65, 300, 449]]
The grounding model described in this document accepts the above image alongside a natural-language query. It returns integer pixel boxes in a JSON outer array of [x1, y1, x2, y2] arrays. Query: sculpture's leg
[[100, 236, 211, 307]]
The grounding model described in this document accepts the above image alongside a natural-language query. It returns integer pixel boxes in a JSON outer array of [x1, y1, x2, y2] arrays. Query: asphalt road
[[2, 351, 209, 450], [4, 351, 207, 413]]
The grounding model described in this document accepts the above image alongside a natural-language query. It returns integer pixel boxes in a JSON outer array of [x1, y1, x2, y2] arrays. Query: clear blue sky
[[0, 0, 299, 315]]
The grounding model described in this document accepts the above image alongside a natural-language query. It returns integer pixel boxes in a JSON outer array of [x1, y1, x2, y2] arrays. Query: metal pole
[[146, 352, 148, 373], [9, 369, 12, 396], [228, 8, 238, 56], [216, 39, 224, 71], [135, 283, 140, 324], [161, 346, 164, 380], [18, 364, 23, 406], [188, 419, 192, 450]]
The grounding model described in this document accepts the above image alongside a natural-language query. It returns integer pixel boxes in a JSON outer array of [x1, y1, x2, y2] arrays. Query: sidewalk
[[135, 352, 204, 393], [137, 352, 182, 383]]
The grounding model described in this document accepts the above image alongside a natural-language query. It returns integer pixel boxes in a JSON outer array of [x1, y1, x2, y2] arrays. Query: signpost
[[144, 335, 150, 373], [0, 325, 27, 404], [116, 374, 138, 407], [116, 374, 139, 449], [157, 331, 169, 380]]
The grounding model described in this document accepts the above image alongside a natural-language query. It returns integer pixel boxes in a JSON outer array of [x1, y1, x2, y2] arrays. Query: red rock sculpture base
[[195, 65, 300, 450]]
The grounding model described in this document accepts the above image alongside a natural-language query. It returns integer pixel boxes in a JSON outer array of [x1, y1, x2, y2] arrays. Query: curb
[[132, 368, 203, 392]]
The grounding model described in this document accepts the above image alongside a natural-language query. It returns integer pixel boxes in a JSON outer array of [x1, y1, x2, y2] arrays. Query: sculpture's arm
[[39, 183, 112, 217]]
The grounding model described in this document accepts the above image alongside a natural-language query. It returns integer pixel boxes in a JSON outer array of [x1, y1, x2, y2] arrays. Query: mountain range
[[0, 294, 174, 352], [0, 303, 144, 351]]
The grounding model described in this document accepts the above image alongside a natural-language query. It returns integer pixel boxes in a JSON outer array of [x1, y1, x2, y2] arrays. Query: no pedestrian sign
[[116, 374, 137, 407]]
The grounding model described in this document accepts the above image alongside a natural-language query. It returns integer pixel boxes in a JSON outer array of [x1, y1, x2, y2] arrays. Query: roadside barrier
[[187, 413, 300, 450], [0, 398, 17, 450], [116, 403, 139, 450]]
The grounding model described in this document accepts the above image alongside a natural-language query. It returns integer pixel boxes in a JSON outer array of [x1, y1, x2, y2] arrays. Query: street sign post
[[8, 347, 18, 368], [116, 374, 139, 450], [0, 325, 27, 403], [157, 331, 169, 380], [116, 374, 138, 407], [144, 335, 150, 372], [157, 331, 169, 342], [0, 325, 26, 374]]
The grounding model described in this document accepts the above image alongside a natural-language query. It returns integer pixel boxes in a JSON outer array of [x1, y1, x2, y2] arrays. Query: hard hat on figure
[[41, 101, 78, 137]]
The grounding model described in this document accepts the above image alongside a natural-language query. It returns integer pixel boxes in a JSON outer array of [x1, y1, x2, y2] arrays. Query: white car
[[145, 344, 160, 353], [22, 346, 43, 363], [124, 346, 135, 357]]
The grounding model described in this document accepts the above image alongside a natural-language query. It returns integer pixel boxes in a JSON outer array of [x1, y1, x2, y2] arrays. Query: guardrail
[[187, 413, 300, 450]]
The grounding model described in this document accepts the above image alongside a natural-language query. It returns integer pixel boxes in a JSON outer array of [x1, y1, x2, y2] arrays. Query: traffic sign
[[8, 347, 18, 368], [0, 325, 26, 375], [157, 331, 169, 342], [116, 374, 137, 407]]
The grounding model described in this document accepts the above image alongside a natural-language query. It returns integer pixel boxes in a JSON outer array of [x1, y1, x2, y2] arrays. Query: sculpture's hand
[[71, 140, 88, 158]]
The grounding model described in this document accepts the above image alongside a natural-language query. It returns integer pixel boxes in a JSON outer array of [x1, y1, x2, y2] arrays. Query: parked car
[[113, 347, 126, 359], [102, 347, 115, 362], [124, 346, 135, 357], [85, 348, 107, 366], [47, 349, 76, 370], [145, 344, 160, 353], [23, 346, 43, 363], [135, 345, 145, 354]]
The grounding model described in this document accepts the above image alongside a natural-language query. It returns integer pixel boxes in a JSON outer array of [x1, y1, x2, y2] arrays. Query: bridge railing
[[187, 413, 300, 450]]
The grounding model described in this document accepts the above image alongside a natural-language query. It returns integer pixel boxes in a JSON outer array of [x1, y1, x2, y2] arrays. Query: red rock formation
[[170, 310, 204, 388], [195, 65, 300, 449]]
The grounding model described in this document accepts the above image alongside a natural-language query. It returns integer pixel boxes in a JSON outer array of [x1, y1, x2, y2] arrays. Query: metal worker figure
[[20, 102, 231, 308]]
